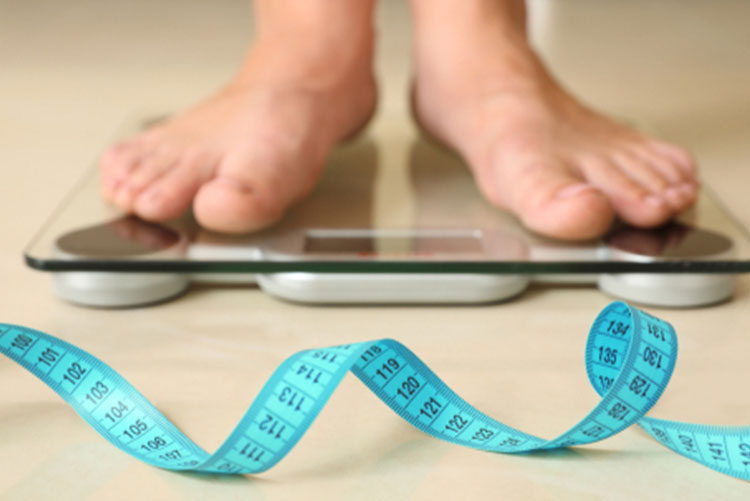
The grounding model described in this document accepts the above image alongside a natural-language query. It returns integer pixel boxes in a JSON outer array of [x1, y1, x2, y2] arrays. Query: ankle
[[415, 4, 548, 90], [410, 0, 530, 59], [412, 0, 571, 110], [230, 31, 374, 99], [410, 0, 528, 35], [242, 0, 376, 89]]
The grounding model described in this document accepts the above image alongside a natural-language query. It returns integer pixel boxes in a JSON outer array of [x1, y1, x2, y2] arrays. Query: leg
[[410, 0, 698, 240], [100, 0, 377, 233]]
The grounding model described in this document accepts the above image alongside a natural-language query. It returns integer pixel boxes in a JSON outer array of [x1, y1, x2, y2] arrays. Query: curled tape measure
[[1, 302, 749, 480]]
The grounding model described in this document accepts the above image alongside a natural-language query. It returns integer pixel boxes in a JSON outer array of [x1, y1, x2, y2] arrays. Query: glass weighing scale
[[24, 119, 750, 308]]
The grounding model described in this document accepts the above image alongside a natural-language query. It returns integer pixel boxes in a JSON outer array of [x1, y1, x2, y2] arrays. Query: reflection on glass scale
[[25, 122, 748, 308]]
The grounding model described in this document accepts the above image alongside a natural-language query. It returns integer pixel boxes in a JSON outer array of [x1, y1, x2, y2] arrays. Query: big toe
[[193, 178, 287, 233], [499, 163, 615, 240], [192, 154, 292, 233]]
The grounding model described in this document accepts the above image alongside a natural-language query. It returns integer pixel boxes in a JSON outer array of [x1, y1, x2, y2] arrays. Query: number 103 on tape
[[1, 302, 749, 480]]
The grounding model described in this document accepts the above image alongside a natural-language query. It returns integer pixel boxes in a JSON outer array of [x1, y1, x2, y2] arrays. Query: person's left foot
[[410, 0, 699, 240]]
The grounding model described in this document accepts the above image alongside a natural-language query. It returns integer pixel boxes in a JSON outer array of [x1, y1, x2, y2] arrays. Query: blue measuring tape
[[1, 302, 749, 480]]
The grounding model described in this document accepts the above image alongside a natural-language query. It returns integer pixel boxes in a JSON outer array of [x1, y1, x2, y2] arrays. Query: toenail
[[108, 177, 123, 191], [142, 188, 161, 204], [102, 177, 118, 194], [678, 183, 695, 196], [645, 195, 666, 207], [556, 183, 596, 199], [665, 187, 683, 201], [216, 176, 254, 194]]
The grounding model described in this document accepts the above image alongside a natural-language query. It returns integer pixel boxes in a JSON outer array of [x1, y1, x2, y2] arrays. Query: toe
[[630, 143, 686, 185], [649, 140, 698, 179], [611, 150, 671, 196], [578, 155, 672, 228], [193, 178, 284, 233], [193, 152, 293, 233], [610, 149, 695, 212], [134, 149, 218, 221], [644, 144, 699, 210], [624, 141, 699, 213], [100, 141, 145, 200], [498, 159, 615, 240], [113, 148, 177, 210]]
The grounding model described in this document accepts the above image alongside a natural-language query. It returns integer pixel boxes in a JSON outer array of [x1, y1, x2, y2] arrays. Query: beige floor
[[2, 0, 750, 499]]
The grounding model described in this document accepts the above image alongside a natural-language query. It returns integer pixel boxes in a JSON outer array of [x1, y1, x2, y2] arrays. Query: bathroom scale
[[24, 118, 750, 308]]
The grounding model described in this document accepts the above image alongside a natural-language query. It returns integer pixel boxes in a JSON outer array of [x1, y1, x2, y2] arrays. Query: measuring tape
[[1, 302, 749, 480]]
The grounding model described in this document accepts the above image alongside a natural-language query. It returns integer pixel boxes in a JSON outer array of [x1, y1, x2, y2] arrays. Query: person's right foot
[[100, 0, 377, 233]]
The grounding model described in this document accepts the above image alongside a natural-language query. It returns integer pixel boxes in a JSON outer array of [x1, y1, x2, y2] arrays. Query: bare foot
[[100, 0, 376, 233], [410, 0, 698, 240]]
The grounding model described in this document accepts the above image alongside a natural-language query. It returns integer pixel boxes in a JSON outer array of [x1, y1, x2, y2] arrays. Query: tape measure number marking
[[1, 302, 749, 480]]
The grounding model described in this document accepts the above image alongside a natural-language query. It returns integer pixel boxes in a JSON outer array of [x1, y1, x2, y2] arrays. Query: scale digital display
[[303, 231, 484, 255]]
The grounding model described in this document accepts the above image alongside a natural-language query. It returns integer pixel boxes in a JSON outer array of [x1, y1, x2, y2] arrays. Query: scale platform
[[24, 119, 750, 308]]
